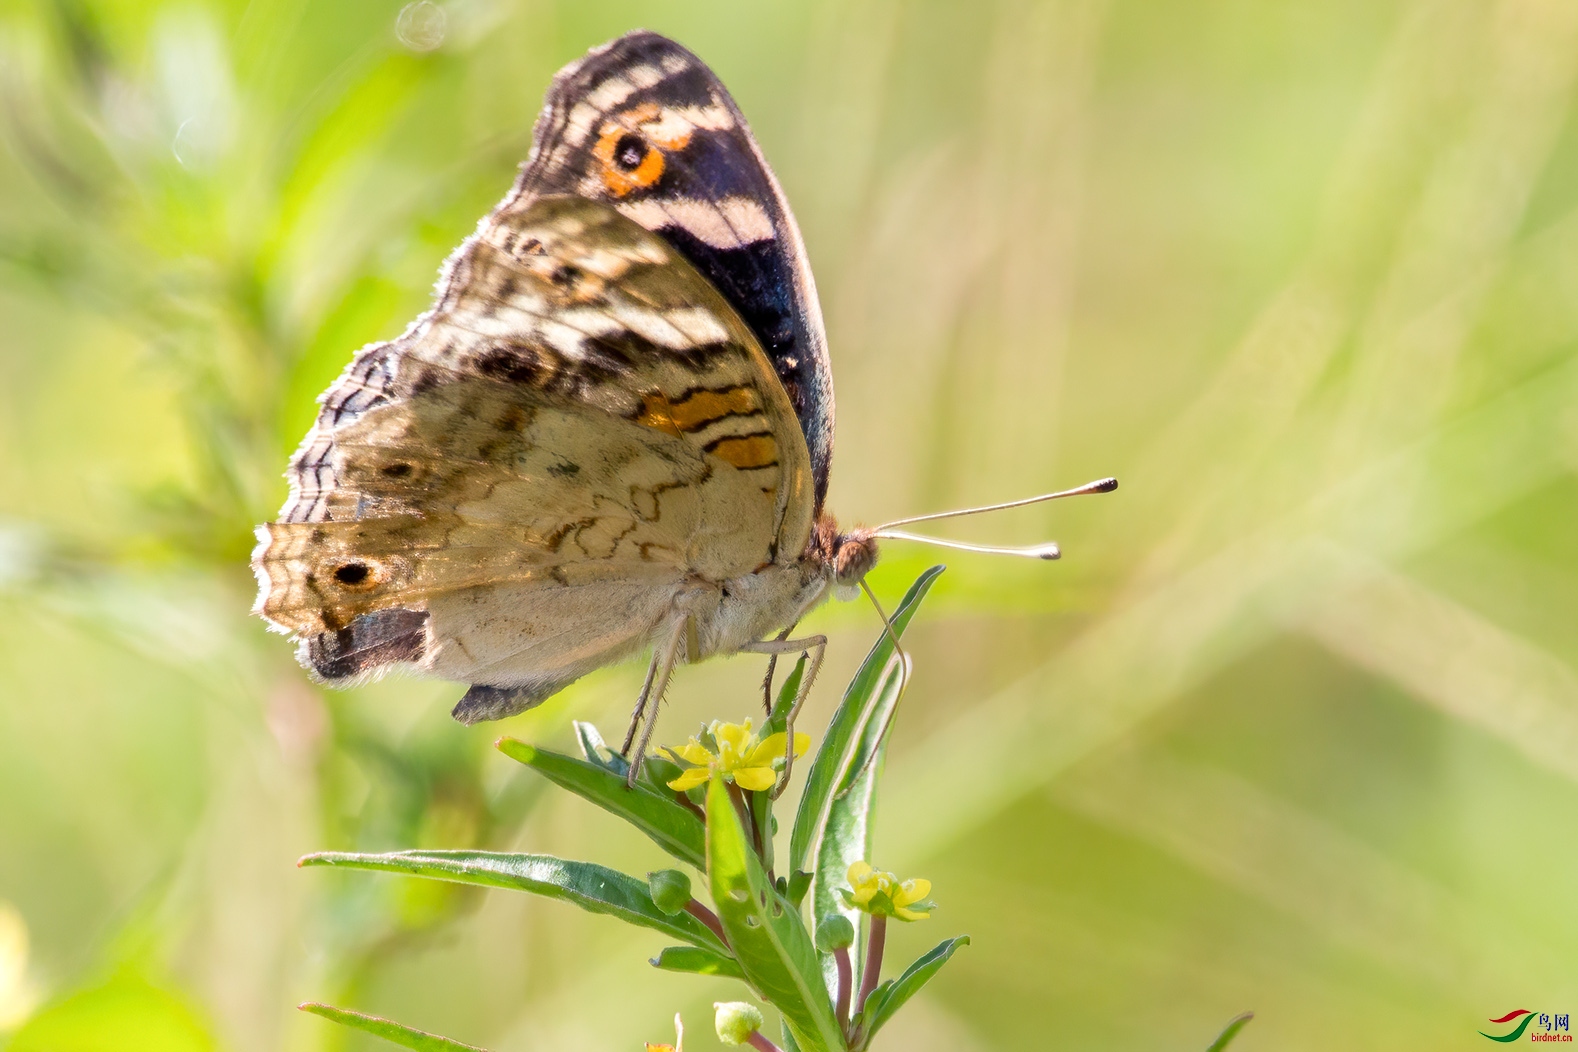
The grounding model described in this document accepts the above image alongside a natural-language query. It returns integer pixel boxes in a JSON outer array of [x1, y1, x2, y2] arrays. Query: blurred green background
[[4, 0, 1578, 1048]]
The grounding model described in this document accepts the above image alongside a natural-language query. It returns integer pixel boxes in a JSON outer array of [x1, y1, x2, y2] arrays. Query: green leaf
[[8, 973, 218, 1052], [640, 752, 687, 795], [573, 720, 627, 774], [706, 775, 844, 1052], [298, 1002, 488, 1052], [764, 655, 808, 737], [1206, 1011, 1255, 1051], [496, 737, 705, 869], [299, 849, 726, 952], [852, 936, 969, 1050], [795, 567, 944, 997], [649, 945, 747, 981], [790, 567, 945, 876], [750, 781, 776, 874], [785, 869, 813, 909], [814, 758, 879, 997]]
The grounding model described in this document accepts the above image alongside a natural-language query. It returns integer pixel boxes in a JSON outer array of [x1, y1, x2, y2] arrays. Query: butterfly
[[252, 30, 1114, 785]]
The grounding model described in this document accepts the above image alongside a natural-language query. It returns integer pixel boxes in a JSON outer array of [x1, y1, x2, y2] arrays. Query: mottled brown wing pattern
[[499, 31, 837, 510], [252, 196, 813, 713]]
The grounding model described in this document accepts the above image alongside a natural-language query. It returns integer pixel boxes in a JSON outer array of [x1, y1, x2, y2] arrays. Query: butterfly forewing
[[502, 31, 836, 509]]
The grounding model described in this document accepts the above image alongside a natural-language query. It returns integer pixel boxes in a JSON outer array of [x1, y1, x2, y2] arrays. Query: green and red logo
[[1481, 1011, 1572, 1043]]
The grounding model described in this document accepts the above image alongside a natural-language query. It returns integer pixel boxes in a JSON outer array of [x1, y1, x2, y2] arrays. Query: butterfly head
[[809, 515, 880, 600]]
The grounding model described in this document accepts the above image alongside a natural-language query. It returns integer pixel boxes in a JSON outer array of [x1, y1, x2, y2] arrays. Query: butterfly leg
[[621, 649, 663, 756], [624, 619, 687, 789], [739, 633, 827, 798], [758, 622, 798, 715]]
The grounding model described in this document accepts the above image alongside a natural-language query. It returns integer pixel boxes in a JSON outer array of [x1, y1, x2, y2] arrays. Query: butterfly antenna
[[860, 578, 913, 693], [871, 476, 1117, 559]]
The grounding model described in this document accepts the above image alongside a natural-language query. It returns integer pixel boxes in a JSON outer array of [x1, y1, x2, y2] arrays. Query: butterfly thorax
[[688, 513, 875, 659]]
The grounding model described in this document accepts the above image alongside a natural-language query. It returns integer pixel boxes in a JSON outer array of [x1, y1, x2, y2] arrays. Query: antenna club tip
[[1093, 477, 1119, 493], [1037, 544, 1062, 560]]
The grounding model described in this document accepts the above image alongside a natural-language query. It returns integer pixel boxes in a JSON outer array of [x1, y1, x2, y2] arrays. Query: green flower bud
[[713, 1001, 764, 1046], [648, 869, 692, 916], [815, 914, 855, 952]]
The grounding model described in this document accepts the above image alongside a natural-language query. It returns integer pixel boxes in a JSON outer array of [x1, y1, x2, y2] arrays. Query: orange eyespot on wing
[[593, 103, 695, 196]]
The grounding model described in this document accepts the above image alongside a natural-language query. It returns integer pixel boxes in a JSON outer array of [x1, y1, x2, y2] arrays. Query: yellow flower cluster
[[840, 861, 934, 921], [663, 719, 809, 792]]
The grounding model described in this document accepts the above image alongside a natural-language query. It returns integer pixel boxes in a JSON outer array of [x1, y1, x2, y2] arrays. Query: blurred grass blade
[[1206, 1011, 1254, 1051], [649, 945, 747, 981], [851, 936, 969, 1050], [497, 738, 705, 868], [299, 1002, 488, 1052], [300, 849, 726, 952], [790, 566, 944, 875], [706, 775, 843, 1052]]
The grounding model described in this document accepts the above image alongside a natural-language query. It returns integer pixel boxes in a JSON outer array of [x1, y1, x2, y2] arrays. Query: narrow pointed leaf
[[764, 655, 808, 737], [814, 760, 880, 999], [650, 945, 747, 981], [796, 566, 944, 997], [853, 936, 969, 1049], [706, 776, 843, 1052], [497, 738, 705, 869], [299, 1002, 488, 1052], [573, 720, 627, 774], [1206, 1011, 1254, 1051], [790, 567, 944, 875], [300, 849, 726, 952]]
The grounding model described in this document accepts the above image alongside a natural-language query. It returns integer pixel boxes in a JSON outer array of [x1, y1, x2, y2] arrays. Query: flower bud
[[815, 914, 855, 952], [648, 870, 692, 916], [713, 1001, 764, 1046]]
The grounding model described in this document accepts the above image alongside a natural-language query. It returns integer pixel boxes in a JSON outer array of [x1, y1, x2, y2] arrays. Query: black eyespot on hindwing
[[334, 563, 372, 586]]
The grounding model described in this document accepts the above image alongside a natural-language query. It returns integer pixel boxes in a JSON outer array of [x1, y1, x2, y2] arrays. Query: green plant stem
[[727, 782, 765, 860], [833, 945, 853, 1031], [857, 915, 886, 1015], [683, 899, 728, 945], [747, 1032, 784, 1052], [673, 790, 705, 821]]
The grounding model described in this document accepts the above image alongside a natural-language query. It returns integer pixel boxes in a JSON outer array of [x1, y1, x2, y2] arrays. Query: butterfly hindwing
[[497, 30, 836, 510], [253, 196, 815, 713]]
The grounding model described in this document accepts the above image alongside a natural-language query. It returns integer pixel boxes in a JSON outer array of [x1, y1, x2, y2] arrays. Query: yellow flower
[[839, 861, 935, 921], [663, 718, 809, 792]]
